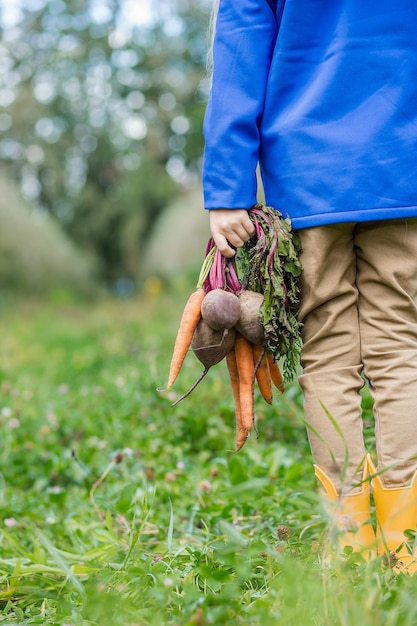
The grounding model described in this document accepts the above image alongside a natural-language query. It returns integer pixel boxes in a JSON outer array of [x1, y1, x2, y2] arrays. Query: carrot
[[166, 289, 205, 389], [225, 346, 243, 447], [252, 344, 273, 405], [234, 332, 256, 451], [267, 353, 285, 394]]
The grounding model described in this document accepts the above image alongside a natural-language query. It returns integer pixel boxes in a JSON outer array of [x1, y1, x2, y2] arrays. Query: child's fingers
[[211, 233, 236, 258], [209, 209, 254, 256]]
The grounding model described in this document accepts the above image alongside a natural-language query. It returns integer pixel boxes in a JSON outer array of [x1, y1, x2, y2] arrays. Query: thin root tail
[[171, 368, 209, 407]]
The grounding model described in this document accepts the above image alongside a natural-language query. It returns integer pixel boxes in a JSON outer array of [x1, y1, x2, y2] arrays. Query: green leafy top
[[238, 205, 303, 382]]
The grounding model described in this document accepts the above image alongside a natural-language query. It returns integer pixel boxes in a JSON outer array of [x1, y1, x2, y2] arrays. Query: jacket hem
[[288, 206, 417, 230]]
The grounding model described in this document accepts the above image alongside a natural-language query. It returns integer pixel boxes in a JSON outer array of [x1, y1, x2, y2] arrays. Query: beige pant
[[297, 220, 417, 490]]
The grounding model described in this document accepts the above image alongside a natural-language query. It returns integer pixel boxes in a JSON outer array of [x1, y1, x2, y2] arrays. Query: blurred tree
[[0, 0, 211, 286], [0, 170, 97, 296]]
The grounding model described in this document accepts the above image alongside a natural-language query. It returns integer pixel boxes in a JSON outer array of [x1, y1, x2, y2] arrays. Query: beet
[[201, 289, 241, 331], [236, 290, 265, 346], [191, 319, 236, 367], [171, 321, 236, 407]]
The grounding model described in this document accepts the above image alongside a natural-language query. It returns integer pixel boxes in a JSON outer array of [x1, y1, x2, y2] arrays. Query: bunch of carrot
[[225, 333, 284, 451], [163, 224, 288, 452]]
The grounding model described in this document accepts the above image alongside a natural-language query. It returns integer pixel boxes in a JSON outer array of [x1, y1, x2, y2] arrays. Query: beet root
[[171, 321, 236, 407], [191, 319, 236, 367], [201, 289, 241, 331], [236, 290, 265, 346]]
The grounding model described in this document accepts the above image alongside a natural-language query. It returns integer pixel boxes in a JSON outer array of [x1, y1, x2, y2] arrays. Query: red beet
[[236, 290, 265, 346], [191, 319, 236, 366], [201, 289, 241, 331]]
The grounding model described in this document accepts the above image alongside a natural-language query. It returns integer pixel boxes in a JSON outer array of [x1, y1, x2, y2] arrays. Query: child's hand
[[209, 209, 255, 258]]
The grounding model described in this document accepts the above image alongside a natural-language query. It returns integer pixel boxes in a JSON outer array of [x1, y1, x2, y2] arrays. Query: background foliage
[[0, 0, 211, 289], [0, 292, 414, 626]]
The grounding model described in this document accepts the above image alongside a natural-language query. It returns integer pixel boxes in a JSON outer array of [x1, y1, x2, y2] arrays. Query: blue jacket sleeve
[[202, 0, 278, 210]]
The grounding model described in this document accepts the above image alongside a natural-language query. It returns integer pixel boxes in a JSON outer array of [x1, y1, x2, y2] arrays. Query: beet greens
[[196, 204, 302, 383], [201, 238, 242, 294], [238, 204, 303, 382]]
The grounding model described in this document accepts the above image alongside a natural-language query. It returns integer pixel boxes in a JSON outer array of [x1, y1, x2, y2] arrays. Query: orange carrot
[[252, 344, 273, 405], [267, 353, 285, 394], [166, 289, 205, 389], [225, 346, 242, 446], [234, 332, 256, 451]]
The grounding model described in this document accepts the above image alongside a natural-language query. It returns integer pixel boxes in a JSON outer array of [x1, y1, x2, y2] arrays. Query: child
[[202, 0, 417, 570]]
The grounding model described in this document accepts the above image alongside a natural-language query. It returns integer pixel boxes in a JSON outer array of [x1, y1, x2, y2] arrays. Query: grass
[[0, 286, 416, 625]]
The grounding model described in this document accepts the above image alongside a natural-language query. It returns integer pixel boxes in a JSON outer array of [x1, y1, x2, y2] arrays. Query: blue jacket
[[202, 0, 417, 229]]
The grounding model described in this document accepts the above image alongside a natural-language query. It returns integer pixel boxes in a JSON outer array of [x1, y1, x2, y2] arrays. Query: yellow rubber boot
[[315, 463, 376, 560], [367, 455, 417, 574]]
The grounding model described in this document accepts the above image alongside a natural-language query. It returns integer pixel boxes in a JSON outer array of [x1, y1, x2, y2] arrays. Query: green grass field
[[0, 290, 416, 625]]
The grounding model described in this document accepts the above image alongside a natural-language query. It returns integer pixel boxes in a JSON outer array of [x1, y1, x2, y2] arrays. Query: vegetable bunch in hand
[[162, 204, 302, 451]]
